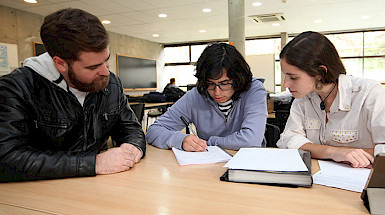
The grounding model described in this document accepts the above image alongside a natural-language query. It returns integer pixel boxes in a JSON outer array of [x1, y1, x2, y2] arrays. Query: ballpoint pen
[[180, 116, 208, 151]]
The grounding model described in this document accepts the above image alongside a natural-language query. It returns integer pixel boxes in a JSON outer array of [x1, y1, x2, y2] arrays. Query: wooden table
[[0, 145, 369, 215]]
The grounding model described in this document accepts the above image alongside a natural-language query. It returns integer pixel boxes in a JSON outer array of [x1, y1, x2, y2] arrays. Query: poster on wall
[[0, 43, 19, 76]]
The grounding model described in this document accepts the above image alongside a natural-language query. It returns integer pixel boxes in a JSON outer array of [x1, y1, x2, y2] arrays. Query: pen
[[180, 116, 198, 136], [180, 116, 208, 151]]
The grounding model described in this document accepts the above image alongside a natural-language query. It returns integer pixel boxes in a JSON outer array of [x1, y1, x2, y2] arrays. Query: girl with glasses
[[146, 43, 268, 151]]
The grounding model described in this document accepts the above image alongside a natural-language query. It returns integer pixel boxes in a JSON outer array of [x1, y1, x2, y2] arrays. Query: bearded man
[[0, 8, 145, 182]]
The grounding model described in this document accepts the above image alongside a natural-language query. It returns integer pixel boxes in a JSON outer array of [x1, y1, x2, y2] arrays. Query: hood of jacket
[[23, 53, 69, 91]]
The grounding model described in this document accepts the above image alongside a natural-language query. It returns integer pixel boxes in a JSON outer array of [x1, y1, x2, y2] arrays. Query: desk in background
[[0, 145, 369, 215], [129, 101, 174, 110], [129, 102, 174, 130]]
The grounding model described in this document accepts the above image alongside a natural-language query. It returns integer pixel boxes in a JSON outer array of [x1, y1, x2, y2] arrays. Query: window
[[364, 31, 385, 56], [164, 46, 190, 63], [163, 30, 385, 93], [191, 44, 208, 62], [364, 57, 385, 81], [326, 33, 363, 57], [163, 65, 197, 88], [342, 58, 363, 78], [245, 38, 281, 59]]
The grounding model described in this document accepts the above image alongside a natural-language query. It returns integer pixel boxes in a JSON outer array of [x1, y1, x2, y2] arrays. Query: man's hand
[[182, 135, 208, 152], [330, 147, 374, 168], [122, 143, 142, 163], [95, 143, 142, 174]]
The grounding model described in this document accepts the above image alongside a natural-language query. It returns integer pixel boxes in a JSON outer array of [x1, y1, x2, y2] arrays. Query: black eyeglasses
[[207, 83, 233, 91]]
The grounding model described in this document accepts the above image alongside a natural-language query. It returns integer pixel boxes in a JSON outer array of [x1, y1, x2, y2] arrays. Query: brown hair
[[280, 31, 346, 84], [40, 8, 109, 63]]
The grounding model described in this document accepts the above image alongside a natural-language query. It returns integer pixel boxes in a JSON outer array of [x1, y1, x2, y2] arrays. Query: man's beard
[[68, 67, 110, 93]]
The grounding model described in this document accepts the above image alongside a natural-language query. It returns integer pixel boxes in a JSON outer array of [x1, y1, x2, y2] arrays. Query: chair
[[275, 109, 290, 132], [264, 123, 280, 148], [146, 109, 163, 131], [130, 103, 145, 124]]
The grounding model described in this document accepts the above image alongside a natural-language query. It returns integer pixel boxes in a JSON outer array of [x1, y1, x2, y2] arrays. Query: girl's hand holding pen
[[182, 135, 208, 152]]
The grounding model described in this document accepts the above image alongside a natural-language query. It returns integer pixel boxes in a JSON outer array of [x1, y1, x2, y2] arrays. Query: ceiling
[[1, 0, 385, 44]]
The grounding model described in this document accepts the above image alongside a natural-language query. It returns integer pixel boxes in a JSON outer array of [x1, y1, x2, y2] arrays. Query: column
[[280, 32, 288, 92], [228, 0, 245, 57]]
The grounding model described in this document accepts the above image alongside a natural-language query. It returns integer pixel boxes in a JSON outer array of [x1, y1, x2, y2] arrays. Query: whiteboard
[[246, 54, 275, 92], [0, 43, 18, 76]]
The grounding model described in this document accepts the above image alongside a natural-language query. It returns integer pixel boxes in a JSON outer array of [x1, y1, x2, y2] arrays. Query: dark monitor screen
[[33, 42, 46, 56], [116, 55, 157, 90]]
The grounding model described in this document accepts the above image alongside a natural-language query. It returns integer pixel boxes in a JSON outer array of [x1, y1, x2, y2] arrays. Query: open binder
[[361, 152, 385, 214]]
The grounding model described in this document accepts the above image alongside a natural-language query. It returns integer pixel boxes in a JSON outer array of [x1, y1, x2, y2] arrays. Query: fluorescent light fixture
[[202, 8, 212, 13], [24, 0, 37, 3], [252, 2, 262, 6], [152, 34, 160, 38], [361, 15, 370, 19], [272, 23, 280, 27], [314, 20, 322, 23], [199, 30, 207, 33], [158, 14, 167, 18], [101, 20, 111, 24]]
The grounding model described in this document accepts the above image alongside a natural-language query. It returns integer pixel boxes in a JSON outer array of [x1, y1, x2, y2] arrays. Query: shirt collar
[[307, 74, 352, 113], [336, 74, 353, 111]]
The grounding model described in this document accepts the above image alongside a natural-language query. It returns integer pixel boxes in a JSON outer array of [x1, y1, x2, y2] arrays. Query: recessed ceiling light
[[361, 15, 370, 19], [272, 23, 280, 27], [252, 2, 262, 6], [202, 8, 212, 13], [314, 20, 322, 23], [199, 30, 207, 33], [152, 34, 160, 38], [101, 20, 111, 24], [24, 0, 37, 3], [158, 14, 167, 18]]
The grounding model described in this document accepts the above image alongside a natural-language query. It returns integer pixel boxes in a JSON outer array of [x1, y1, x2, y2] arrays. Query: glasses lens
[[207, 83, 233, 91], [207, 84, 216, 90], [220, 83, 232, 91]]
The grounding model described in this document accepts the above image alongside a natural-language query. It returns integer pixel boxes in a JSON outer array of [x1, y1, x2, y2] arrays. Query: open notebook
[[172, 146, 232, 166]]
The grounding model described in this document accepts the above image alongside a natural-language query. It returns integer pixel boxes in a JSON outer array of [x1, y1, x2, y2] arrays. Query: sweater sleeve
[[146, 91, 193, 150]]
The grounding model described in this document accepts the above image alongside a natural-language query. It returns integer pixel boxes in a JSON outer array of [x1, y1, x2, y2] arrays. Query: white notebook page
[[172, 146, 232, 166], [224, 148, 308, 172]]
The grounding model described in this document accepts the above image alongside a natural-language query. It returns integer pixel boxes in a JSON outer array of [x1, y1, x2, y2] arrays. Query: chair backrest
[[130, 103, 145, 124], [264, 123, 280, 147]]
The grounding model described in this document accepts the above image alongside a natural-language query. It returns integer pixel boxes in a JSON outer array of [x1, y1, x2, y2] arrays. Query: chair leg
[[146, 114, 149, 132]]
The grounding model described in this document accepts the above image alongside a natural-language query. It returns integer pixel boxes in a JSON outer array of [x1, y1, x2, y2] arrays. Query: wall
[[0, 5, 43, 64], [108, 32, 164, 96], [0, 5, 164, 96], [246, 54, 275, 92]]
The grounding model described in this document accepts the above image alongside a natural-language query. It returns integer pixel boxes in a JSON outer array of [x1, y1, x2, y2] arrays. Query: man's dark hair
[[280, 31, 346, 84], [170, 78, 175, 84], [40, 8, 109, 63], [195, 43, 253, 100]]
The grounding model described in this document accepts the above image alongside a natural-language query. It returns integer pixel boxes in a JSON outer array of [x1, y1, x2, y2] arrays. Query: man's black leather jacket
[[0, 67, 146, 182]]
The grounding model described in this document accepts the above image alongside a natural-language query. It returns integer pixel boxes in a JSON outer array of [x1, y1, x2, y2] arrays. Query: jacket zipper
[[82, 96, 94, 150]]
